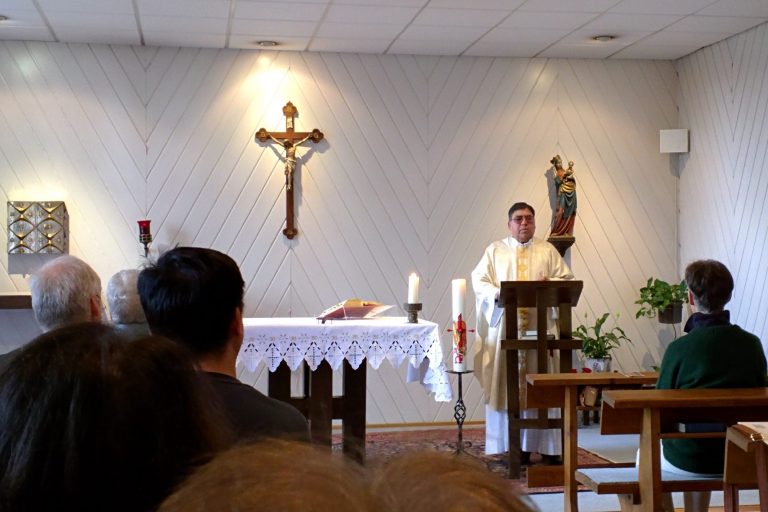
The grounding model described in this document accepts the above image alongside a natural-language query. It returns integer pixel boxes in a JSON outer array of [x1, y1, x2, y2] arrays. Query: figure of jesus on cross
[[256, 102, 324, 239]]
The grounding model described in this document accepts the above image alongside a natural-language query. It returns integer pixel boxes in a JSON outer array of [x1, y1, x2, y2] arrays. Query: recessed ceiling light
[[256, 40, 279, 47], [592, 35, 615, 42]]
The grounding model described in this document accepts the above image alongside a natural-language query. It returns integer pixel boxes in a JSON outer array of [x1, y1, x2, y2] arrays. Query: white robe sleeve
[[471, 244, 502, 326]]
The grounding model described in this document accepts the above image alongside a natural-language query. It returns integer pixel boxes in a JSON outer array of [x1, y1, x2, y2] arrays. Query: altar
[[238, 317, 451, 462]]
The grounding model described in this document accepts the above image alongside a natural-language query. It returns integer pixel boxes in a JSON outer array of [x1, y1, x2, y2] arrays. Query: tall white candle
[[407, 273, 420, 303], [451, 278, 466, 321]]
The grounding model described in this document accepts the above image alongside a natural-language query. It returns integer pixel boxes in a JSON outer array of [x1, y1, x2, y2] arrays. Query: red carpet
[[333, 426, 608, 494]]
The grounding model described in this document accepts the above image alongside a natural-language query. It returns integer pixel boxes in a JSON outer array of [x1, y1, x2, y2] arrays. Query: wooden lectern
[[498, 280, 583, 478]]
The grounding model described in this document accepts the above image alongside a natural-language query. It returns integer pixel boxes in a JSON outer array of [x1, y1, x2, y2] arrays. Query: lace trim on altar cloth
[[238, 325, 452, 402]]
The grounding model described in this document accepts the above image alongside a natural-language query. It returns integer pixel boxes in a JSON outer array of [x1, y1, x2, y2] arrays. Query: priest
[[471, 201, 573, 463]]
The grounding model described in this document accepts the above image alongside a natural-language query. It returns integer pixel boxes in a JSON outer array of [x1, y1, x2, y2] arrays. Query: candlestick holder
[[138, 220, 152, 257], [446, 369, 474, 454], [403, 302, 422, 323]]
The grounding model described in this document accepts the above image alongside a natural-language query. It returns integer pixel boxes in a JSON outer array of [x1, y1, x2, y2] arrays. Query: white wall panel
[[678, 22, 768, 348], [0, 41, 680, 425]]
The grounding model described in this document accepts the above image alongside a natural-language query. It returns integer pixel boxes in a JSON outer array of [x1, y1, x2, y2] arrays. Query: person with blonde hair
[[371, 451, 538, 512], [161, 444, 539, 512], [159, 440, 374, 512]]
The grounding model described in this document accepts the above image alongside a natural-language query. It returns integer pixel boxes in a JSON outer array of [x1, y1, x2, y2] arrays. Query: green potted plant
[[574, 313, 631, 372], [635, 278, 688, 324]]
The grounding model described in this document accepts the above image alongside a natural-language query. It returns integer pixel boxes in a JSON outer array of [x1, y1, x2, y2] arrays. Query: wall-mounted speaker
[[660, 129, 689, 153]]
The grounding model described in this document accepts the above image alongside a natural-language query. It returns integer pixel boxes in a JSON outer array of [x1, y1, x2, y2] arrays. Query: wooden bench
[[525, 371, 657, 512], [723, 423, 768, 512], [576, 466, 724, 511], [574, 388, 768, 512]]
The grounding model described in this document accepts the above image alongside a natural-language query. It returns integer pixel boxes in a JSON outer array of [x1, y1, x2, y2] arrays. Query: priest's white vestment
[[471, 236, 573, 455]]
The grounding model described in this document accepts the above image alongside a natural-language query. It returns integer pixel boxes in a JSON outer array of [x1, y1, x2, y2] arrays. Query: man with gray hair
[[0, 255, 102, 372], [29, 255, 103, 332], [107, 269, 149, 341]]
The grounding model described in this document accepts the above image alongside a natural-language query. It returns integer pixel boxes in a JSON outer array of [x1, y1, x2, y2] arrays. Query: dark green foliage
[[635, 278, 688, 319]]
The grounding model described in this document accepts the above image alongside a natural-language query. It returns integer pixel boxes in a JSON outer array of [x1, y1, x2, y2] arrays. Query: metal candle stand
[[446, 369, 474, 454], [403, 302, 422, 323]]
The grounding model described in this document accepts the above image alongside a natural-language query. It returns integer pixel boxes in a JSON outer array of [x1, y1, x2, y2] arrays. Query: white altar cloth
[[239, 317, 452, 402]]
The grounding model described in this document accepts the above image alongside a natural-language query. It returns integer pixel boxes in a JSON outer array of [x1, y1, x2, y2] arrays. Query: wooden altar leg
[[507, 347, 522, 479], [341, 359, 366, 464], [564, 386, 579, 512], [268, 360, 292, 402], [309, 361, 333, 447]]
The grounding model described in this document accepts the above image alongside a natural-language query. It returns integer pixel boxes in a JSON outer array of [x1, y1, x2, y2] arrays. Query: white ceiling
[[1, 0, 767, 60]]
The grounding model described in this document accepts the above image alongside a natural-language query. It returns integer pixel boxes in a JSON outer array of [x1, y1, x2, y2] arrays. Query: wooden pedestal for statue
[[498, 280, 583, 479]]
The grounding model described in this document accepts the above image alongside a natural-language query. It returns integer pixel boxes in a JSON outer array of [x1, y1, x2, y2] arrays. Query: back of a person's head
[[370, 451, 537, 512], [107, 269, 146, 324], [685, 259, 734, 312], [138, 247, 244, 355], [0, 323, 227, 512], [28, 255, 101, 331], [159, 440, 375, 512]]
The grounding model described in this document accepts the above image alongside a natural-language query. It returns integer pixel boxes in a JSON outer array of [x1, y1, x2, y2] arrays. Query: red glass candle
[[138, 220, 152, 244]]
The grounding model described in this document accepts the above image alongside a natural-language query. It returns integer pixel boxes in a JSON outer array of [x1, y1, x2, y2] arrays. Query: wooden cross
[[256, 102, 324, 239]]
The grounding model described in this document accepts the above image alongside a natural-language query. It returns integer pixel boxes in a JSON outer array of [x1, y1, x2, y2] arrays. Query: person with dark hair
[[0, 323, 226, 512], [138, 247, 309, 442], [471, 202, 573, 462], [655, 259, 766, 512]]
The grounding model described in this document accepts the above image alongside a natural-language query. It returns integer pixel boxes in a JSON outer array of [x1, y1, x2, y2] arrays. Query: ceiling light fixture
[[256, 40, 279, 47], [592, 35, 615, 42]]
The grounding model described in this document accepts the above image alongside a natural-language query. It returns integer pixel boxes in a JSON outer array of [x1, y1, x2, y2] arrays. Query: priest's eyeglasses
[[510, 215, 534, 224]]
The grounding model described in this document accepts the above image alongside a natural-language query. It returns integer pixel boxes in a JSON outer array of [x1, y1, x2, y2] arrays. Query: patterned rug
[[333, 426, 609, 494]]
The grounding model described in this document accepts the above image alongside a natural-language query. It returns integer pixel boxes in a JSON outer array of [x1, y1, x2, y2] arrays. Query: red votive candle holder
[[138, 220, 151, 240]]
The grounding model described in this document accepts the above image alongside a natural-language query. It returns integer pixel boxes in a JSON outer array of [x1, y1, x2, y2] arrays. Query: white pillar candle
[[407, 273, 420, 303], [451, 278, 466, 321]]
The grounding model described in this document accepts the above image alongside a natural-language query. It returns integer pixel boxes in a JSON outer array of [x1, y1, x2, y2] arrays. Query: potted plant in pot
[[574, 313, 631, 372], [635, 278, 688, 324]]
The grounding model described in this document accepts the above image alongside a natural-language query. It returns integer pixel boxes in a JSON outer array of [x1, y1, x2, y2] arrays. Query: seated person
[[106, 268, 150, 340], [655, 259, 767, 512], [160, 443, 539, 512], [0, 323, 226, 512], [160, 440, 372, 512], [0, 255, 102, 373], [138, 247, 309, 442]]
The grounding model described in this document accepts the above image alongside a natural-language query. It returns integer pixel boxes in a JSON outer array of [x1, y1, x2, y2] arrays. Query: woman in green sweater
[[656, 259, 767, 512]]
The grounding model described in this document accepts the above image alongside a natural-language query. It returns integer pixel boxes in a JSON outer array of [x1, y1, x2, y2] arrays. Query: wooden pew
[[575, 388, 768, 512], [724, 423, 768, 512], [526, 371, 657, 512]]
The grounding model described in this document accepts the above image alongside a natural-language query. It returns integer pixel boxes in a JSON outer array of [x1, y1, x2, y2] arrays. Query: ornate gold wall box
[[7, 201, 69, 254]]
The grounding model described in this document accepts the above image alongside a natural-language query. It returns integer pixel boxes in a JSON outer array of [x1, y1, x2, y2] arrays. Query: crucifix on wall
[[256, 101, 324, 240]]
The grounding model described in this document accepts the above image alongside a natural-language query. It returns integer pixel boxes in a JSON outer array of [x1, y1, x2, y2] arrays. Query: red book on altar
[[316, 299, 392, 321]]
